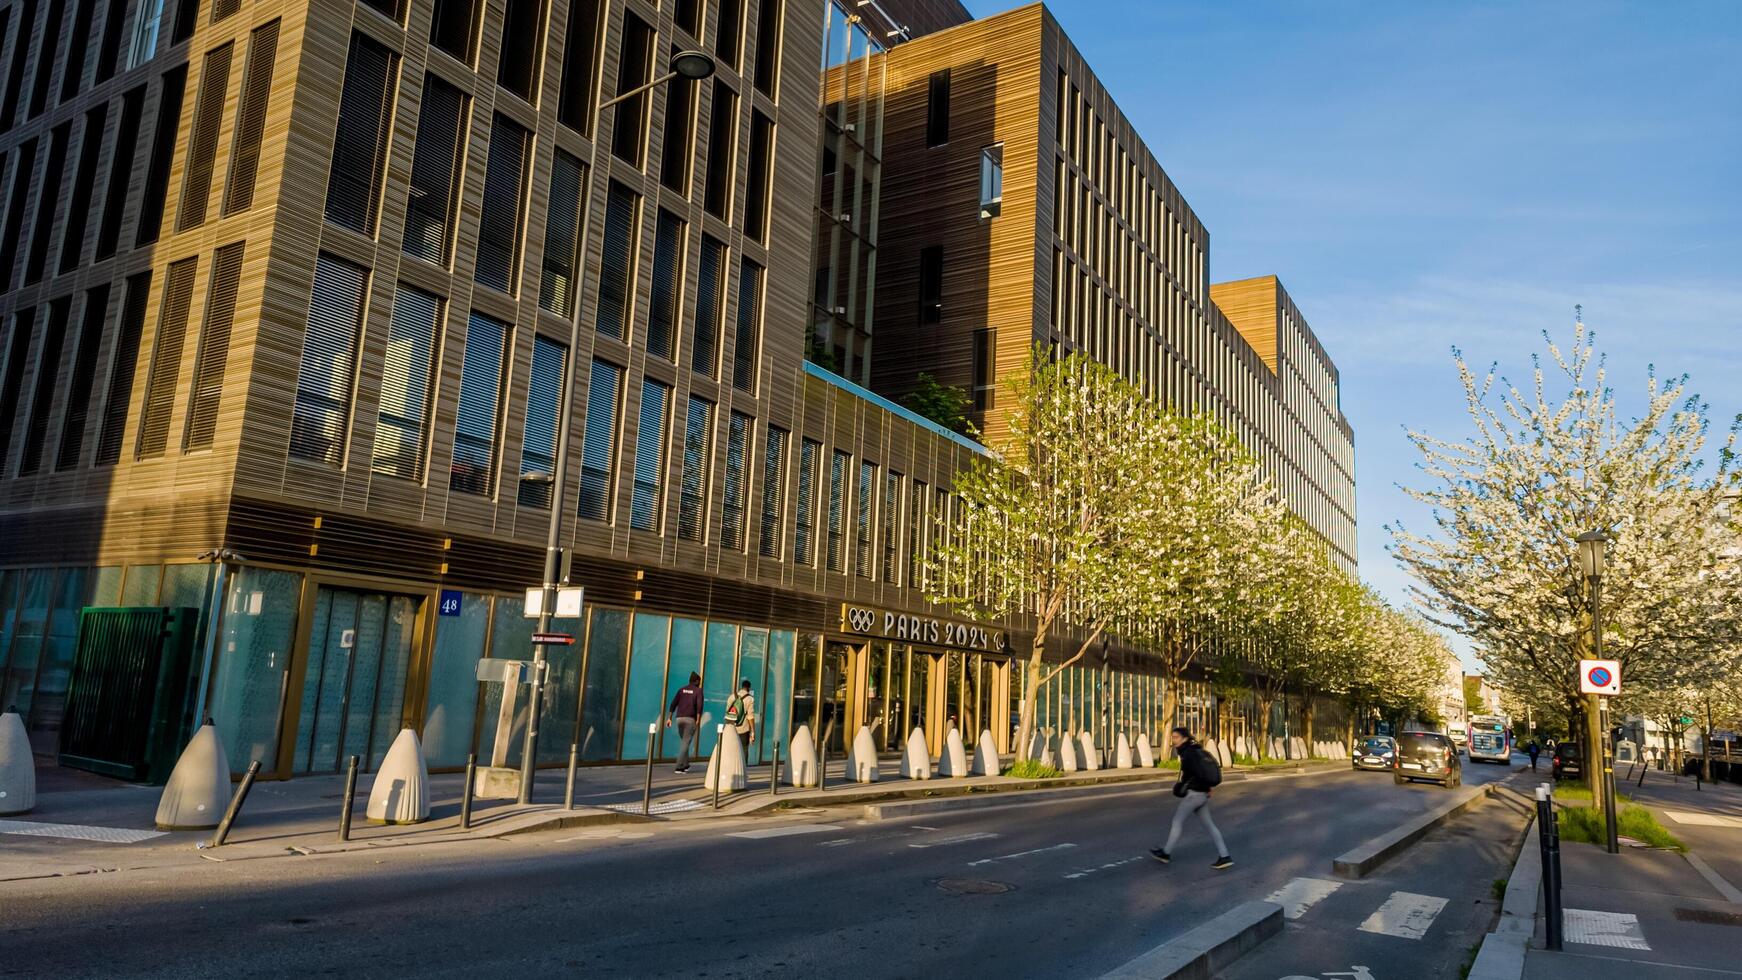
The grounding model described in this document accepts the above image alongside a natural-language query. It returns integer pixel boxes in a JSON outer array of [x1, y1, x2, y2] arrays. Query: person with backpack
[[1152, 726, 1232, 869], [1526, 740, 1540, 771], [725, 680, 757, 748], [665, 672, 704, 773]]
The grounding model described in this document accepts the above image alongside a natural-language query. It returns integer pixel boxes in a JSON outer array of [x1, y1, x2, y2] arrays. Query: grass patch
[[1154, 757, 1181, 770], [1003, 758, 1063, 779], [1492, 878, 1508, 901], [1558, 803, 1684, 850], [1551, 783, 1632, 806]]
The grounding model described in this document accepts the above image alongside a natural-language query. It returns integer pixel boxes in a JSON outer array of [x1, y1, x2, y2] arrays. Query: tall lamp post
[[1575, 529, 1619, 854], [517, 49, 718, 804]]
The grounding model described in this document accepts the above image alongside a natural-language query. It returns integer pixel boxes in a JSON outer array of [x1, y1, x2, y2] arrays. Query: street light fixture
[[1575, 528, 1619, 854], [516, 47, 718, 805]]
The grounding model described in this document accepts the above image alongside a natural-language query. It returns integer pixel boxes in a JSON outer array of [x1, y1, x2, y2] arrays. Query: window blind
[[757, 425, 786, 558], [26, 0, 60, 119], [826, 449, 848, 572], [17, 298, 69, 475], [95, 272, 150, 465], [24, 123, 68, 284], [854, 460, 874, 578], [732, 258, 762, 391], [288, 253, 369, 465], [0, 138, 33, 291], [135, 256, 198, 459], [324, 32, 398, 235], [55, 283, 109, 470], [595, 181, 639, 340], [676, 396, 712, 541], [58, 103, 106, 274], [135, 65, 188, 246], [794, 438, 819, 565], [449, 310, 509, 494], [517, 334, 567, 509], [537, 150, 585, 315], [222, 20, 280, 216], [474, 113, 530, 294], [371, 284, 439, 480], [62, 0, 96, 102], [577, 359, 621, 521], [629, 378, 669, 531], [0, 1, 32, 133], [183, 240, 245, 451], [720, 411, 750, 551], [881, 470, 901, 584], [647, 210, 684, 360], [176, 41, 233, 232], [692, 236, 724, 375], [95, 86, 142, 259], [0, 308, 31, 471], [403, 74, 468, 265]]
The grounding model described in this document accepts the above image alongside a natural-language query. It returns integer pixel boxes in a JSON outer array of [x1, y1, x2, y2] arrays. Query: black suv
[[1552, 742, 1583, 782], [1393, 731, 1463, 789]]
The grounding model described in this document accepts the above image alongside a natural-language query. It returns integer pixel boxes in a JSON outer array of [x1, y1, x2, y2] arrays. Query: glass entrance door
[[818, 640, 868, 754], [293, 586, 420, 773]]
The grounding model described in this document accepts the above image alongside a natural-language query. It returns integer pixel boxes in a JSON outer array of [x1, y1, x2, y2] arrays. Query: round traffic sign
[[1588, 666, 1612, 688]]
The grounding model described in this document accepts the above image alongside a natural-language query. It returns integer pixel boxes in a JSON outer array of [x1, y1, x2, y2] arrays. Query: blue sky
[[965, 0, 1742, 668]]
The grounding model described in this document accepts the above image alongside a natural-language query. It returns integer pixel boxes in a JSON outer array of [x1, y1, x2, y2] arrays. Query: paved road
[[0, 761, 1520, 979]]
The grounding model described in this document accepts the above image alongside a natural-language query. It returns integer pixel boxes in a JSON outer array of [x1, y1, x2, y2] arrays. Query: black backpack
[[1194, 744, 1223, 788]]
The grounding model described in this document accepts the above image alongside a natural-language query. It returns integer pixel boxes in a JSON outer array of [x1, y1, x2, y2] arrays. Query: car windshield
[[1558, 743, 1581, 758], [1398, 733, 1448, 754], [1361, 738, 1392, 753]]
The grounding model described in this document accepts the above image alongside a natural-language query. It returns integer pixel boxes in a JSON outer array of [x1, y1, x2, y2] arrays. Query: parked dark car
[[1553, 742, 1583, 782], [1393, 731, 1463, 788], [1352, 735, 1397, 772]]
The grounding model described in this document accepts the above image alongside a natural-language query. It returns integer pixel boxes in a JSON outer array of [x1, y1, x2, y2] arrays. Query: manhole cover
[[933, 877, 1015, 895], [1675, 907, 1742, 927]]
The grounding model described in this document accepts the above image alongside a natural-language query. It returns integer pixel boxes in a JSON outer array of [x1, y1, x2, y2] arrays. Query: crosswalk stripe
[[1564, 909, 1651, 950], [1660, 810, 1742, 829], [1263, 877, 1344, 920], [1357, 891, 1449, 940], [0, 820, 167, 844], [726, 824, 842, 839]]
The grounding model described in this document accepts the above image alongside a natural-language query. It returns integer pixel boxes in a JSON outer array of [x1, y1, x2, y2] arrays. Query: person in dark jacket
[[1526, 740, 1540, 771], [1152, 727, 1232, 869], [666, 673, 704, 773]]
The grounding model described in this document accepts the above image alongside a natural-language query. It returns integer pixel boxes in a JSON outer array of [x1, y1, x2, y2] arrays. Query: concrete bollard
[[900, 728, 931, 780], [1234, 735, 1250, 759], [0, 709, 33, 815], [1025, 731, 1048, 766], [705, 729, 748, 793], [1115, 731, 1134, 769], [156, 723, 232, 831], [367, 728, 431, 824], [1136, 732, 1156, 768], [787, 724, 820, 787], [1079, 731, 1099, 771], [848, 726, 879, 783], [1202, 739, 1219, 766], [939, 728, 969, 778], [971, 730, 1001, 776], [1059, 731, 1080, 772], [1216, 740, 1233, 768]]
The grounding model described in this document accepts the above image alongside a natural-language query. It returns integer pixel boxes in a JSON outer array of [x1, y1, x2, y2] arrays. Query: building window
[[918, 245, 943, 324], [95, 86, 142, 259], [611, 12, 654, 166], [62, 0, 97, 102], [826, 449, 849, 573], [752, 0, 780, 98], [538, 149, 586, 316], [758, 425, 786, 558], [372, 284, 440, 480], [123, 0, 155, 71], [692, 236, 725, 375], [596, 181, 640, 340], [979, 143, 1002, 218], [136, 257, 198, 459], [222, 20, 281, 217], [95, 273, 150, 465], [629, 379, 670, 531], [184, 240, 245, 452], [1, 0, 35, 129], [325, 33, 398, 236], [403, 74, 469, 267], [721, 411, 751, 550], [881, 470, 900, 584], [677, 396, 713, 541], [578, 359, 622, 521], [674, 0, 701, 37], [16, 297, 68, 475], [0, 139, 35, 292], [518, 335, 568, 508], [555, 0, 600, 131], [135, 65, 188, 248], [429, 0, 477, 61], [715, 0, 743, 69], [659, 58, 698, 196], [25, 124, 68, 285], [496, 0, 544, 102], [59, 105, 106, 274], [0, 308, 31, 470], [450, 311, 510, 495], [925, 69, 949, 147], [95, 0, 126, 83], [176, 42, 233, 233], [289, 254, 369, 466], [56, 284, 109, 470], [972, 328, 993, 410], [647, 210, 685, 360], [28, 0, 64, 119], [474, 114, 531, 294], [907, 479, 928, 587], [703, 81, 736, 220], [854, 460, 874, 578], [794, 438, 820, 565], [732, 258, 762, 392], [743, 111, 772, 242]]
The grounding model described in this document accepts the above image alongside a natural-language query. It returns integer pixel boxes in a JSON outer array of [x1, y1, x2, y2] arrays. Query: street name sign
[[1579, 659, 1621, 696]]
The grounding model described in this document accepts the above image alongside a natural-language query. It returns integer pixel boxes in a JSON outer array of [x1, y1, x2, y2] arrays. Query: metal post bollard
[[567, 745, 581, 814], [208, 760, 261, 848], [1537, 784, 1563, 951], [461, 753, 476, 830], [711, 724, 725, 811], [818, 737, 828, 793], [770, 738, 780, 797], [643, 723, 658, 816], [338, 755, 360, 842]]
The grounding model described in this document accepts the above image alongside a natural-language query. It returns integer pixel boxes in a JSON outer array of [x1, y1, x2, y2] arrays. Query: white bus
[[1468, 715, 1512, 764]]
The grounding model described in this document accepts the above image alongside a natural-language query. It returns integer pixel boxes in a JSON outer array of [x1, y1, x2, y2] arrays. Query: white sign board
[[1579, 658, 1621, 696], [524, 586, 585, 618]]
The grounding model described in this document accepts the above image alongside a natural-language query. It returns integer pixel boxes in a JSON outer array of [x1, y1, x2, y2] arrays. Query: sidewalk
[[1522, 777, 1742, 980]]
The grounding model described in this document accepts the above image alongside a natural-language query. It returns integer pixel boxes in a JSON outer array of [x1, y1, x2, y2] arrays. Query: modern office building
[[0, 0, 1354, 781]]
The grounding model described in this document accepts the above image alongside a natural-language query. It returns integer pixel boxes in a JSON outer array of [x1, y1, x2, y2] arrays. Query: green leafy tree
[[902, 373, 974, 435]]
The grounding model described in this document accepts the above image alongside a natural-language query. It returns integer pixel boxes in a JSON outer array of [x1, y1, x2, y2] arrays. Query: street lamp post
[[1576, 529, 1619, 854], [516, 49, 718, 804]]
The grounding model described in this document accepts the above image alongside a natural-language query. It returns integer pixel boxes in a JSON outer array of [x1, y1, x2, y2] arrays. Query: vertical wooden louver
[[18, 296, 72, 475], [177, 41, 234, 232], [135, 65, 189, 248], [135, 256, 198, 459], [55, 283, 109, 470], [183, 240, 245, 451], [95, 272, 151, 465], [222, 19, 280, 216], [59, 103, 107, 274], [95, 86, 142, 259], [0, 307, 37, 472]]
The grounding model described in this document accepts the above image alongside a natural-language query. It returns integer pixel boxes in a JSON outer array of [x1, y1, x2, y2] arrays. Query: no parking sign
[[1579, 659, 1621, 696]]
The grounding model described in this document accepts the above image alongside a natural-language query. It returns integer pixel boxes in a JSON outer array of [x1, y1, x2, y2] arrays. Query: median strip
[[1100, 900, 1283, 979], [1331, 782, 1495, 878]]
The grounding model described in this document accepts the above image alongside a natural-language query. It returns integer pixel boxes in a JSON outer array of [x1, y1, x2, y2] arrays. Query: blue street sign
[[439, 590, 463, 617]]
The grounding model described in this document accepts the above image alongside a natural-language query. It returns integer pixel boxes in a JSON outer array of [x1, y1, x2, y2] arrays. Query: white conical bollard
[[1216, 740, 1233, 768], [1272, 737, 1285, 759], [705, 729, 748, 792], [0, 709, 34, 815], [1136, 732, 1156, 768], [1079, 731, 1099, 771], [939, 728, 969, 778], [156, 723, 232, 830], [849, 726, 879, 783], [1115, 731, 1134, 769], [1234, 735, 1249, 759], [971, 730, 1000, 776], [1058, 732, 1079, 772], [367, 728, 431, 824], [1025, 731, 1048, 766], [900, 727, 931, 780], [1202, 739, 1219, 765], [787, 724, 819, 787]]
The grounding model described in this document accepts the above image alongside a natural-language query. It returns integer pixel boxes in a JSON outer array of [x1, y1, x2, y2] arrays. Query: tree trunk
[[1256, 697, 1275, 758], [1162, 671, 1180, 741], [1583, 693, 1604, 796], [1015, 644, 1044, 762], [1302, 696, 1316, 755]]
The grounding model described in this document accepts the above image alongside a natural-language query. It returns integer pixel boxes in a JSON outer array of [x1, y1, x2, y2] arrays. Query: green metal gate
[[57, 607, 200, 783]]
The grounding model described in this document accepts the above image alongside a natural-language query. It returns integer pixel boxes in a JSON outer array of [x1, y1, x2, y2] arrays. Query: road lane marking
[[0, 820, 166, 844], [1063, 855, 1144, 879], [1685, 852, 1742, 904], [1564, 908, 1650, 950], [967, 842, 1077, 866], [1662, 810, 1742, 829], [1357, 891, 1448, 940], [818, 838, 855, 847], [726, 823, 842, 839], [1263, 876, 1344, 919], [908, 831, 999, 849]]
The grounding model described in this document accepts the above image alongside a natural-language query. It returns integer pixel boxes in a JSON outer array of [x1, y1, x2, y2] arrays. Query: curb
[[1467, 814, 1540, 980], [1100, 901, 1283, 980], [1331, 782, 1494, 878]]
